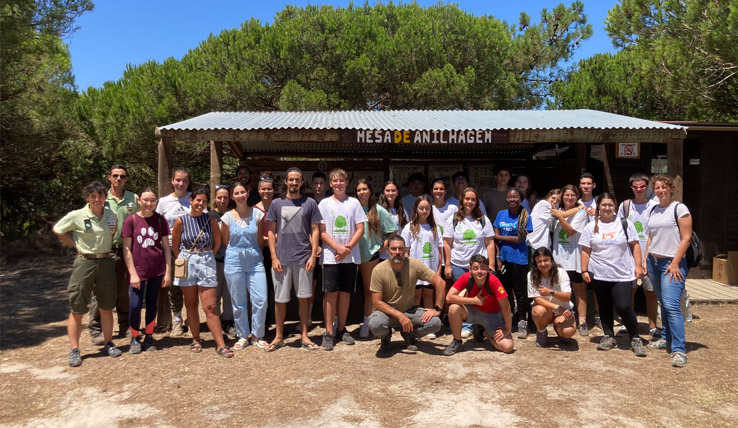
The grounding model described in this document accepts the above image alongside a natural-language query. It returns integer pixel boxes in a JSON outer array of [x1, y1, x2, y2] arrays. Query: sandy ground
[[2, 253, 738, 428]]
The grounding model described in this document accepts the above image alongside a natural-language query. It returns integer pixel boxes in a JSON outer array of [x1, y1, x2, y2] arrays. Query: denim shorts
[[465, 305, 505, 336], [174, 250, 217, 287]]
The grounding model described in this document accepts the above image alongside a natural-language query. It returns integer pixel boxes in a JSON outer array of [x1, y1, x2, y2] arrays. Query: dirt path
[[2, 254, 737, 427]]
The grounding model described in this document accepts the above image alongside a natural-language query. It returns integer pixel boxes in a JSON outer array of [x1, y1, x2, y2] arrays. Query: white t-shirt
[[578, 219, 638, 282], [401, 223, 443, 285], [443, 215, 495, 268], [552, 209, 588, 272], [527, 267, 573, 310], [618, 199, 656, 258], [156, 192, 192, 246], [401, 193, 431, 218], [221, 208, 263, 228], [447, 196, 488, 217], [580, 197, 597, 222], [647, 202, 691, 258], [432, 201, 458, 237], [318, 196, 368, 264], [526, 200, 554, 250]]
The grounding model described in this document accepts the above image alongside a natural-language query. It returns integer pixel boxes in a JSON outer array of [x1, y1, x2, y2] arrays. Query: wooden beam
[[158, 137, 174, 197], [601, 143, 614, 193], [227, 141, 243, 159], [210, 141, 223, 209], [668, 139, 684, 201]]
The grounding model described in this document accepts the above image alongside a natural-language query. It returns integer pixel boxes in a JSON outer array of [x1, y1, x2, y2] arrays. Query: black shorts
[[322, 263, 358, 293], [415, 282, 435, 290], [567, 270, 583, 283]]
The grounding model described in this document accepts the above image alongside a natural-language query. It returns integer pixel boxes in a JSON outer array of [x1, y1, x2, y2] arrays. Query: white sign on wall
[[616, 142, 640, 159]]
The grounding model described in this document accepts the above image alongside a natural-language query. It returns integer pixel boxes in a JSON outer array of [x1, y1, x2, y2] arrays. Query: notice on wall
[[616, 142, 640, 159]]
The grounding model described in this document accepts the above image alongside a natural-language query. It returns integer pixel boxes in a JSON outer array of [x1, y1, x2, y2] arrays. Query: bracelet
[[581, 270, 589, 274]]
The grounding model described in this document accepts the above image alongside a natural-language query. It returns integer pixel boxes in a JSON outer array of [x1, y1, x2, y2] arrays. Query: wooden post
[[575, 143, 587, 178], [668, 139, 684, 202], [158, 136, 174, 197], [210, 140, 223, 209]]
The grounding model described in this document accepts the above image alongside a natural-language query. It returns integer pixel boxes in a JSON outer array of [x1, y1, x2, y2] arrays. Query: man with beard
[[368, 235, 445, 356], [265, 168, 322, 351]]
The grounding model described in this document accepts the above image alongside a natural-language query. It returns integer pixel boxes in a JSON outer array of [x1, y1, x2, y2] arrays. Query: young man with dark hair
[[447, 171, 487, 216], [579, 172, 597, 221], [401, 172, 431, 215]]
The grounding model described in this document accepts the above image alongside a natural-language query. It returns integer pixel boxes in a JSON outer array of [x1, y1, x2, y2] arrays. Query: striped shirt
[[180, 214, 213, 250]]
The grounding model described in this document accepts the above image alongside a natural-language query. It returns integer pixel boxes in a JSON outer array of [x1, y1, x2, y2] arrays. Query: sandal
[[216, 345, 234, 358], [233, 338, 249, 351], [251, 337, 268, 349], [265, 342, 286, 353], [301, 342, 320, 351], [189, 340, 202, 353]]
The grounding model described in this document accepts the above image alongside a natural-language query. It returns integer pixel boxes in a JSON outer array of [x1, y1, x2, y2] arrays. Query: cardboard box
[[713, 252, 738, 285]]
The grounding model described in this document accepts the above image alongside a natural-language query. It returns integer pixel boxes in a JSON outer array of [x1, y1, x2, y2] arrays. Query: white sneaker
[[460, 328, 473, 339], [423, 333, 437, 340]]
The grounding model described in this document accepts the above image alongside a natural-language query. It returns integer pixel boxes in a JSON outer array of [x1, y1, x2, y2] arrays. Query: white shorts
[[174, 251, 217, 287]]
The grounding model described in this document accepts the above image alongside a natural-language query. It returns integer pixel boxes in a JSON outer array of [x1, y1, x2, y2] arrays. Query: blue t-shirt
[[494, 209, 533, 265]]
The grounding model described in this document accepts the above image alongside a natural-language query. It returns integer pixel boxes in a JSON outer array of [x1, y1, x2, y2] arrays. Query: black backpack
[[465, 272, 495, 296], [649, 203, 702, 268]]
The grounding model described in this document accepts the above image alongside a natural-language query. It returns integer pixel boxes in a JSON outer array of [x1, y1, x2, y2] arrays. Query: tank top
[[179, 214, 213, 250]]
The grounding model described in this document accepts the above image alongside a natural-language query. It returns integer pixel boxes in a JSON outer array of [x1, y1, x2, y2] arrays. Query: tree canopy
[[550, 0, 738, 121]]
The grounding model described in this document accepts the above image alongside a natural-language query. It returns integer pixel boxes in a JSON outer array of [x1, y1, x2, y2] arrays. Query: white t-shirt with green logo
[[443, 215, 495, 268], [319, 196, 367, 264], [617, 199, 655, 259], [552, 209, 588, 272], [401, 223, 443, 285]]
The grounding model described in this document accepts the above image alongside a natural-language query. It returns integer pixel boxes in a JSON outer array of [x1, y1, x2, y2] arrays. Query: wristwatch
[[550, 289, 555, 297], [434, 305, 442, 312]]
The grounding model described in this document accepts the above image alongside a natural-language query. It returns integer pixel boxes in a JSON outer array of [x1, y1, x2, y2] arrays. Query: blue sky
[[68, 1, 620, 91]]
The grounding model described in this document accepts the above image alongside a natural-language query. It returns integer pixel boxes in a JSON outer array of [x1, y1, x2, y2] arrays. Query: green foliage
[[551, 0, 738, 121]]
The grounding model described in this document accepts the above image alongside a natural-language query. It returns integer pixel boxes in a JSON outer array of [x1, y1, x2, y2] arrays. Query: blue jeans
[[648, 256, 688, 353], [224, 266, 268, 339], [451, 264, 473, 332]]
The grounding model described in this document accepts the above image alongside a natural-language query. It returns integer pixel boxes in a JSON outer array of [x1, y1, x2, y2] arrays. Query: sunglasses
[[216, 184, 230, 190], [631, 184, 647, 190], [395, 271, 403, 287], [111, 174, 127, 179]]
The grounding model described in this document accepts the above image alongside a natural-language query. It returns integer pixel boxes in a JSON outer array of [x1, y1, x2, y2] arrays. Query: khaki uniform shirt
[[106, 189, 138, 245], [53, 204, 117, 254]]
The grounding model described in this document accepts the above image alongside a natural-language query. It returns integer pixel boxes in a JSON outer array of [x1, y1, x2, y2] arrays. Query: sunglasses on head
[[216, 184, 230, 190], [112, 174, 127, 179]]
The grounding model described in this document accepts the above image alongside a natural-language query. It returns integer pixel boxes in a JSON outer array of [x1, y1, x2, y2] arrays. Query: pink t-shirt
[[122, 212, 169, 280]]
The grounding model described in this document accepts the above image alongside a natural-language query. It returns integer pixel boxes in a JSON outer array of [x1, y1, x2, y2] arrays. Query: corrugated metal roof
[[158, 109, 686, 132]]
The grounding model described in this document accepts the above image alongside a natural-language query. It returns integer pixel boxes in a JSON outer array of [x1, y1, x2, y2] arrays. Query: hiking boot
[[671, 351, 687, 367], [578, 323, 589, 337], [104, 342, 122, 358], [68, 348, 82, 367], [129, 337, 142, 354], [90, 334, 105, 346], [171, 320, 185, 337], [597, 335, 617, 351], [649, 327, 662, 340], [401, 333, 417, 353], [338, 329, 355, 345], [535, 330, 548, 348], [517, 320, 528, 339], [443, 339, 463, 356], [322, 332, 334, 351], [143, 335, 156, 352], [648, 338, 668, 350], [631, 337, 647, 357]]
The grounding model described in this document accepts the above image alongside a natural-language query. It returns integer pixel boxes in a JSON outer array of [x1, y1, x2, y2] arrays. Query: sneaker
[[517, 320, 528, 339], [535, 330, 548, 348], [594, 314, 602, 329], [104, 341, 122, 358], [649, 327, 662, 340], [359, 322, 370, 339], [423, 332, 437, 340], [461, 327, 473, 339], [338, 329, 355, 345], [443, 339, 463, 356], [473, 325, 484, 343], [401, 334, 418, 353], [90, 334, 105, 346], [648, 338, 668, 350], [322, 332, 334, 351], [377, 334, 392, 357], [671, 351, 687, 367], [616, 325, 628, 336], [597, 335, 617, 351], [68, 348, 82, 367], [631, 338, 647, 357], [578, 323, 589, 337], [143, 335, 156, 352], [129, 337, 142, 354], [225, 324, 237, 339], [171, 320, 185, 337]]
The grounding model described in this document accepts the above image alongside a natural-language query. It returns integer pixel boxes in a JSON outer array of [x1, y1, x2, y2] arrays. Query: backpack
[[465, 272, 495, 297], [649, 202, 702, 268]]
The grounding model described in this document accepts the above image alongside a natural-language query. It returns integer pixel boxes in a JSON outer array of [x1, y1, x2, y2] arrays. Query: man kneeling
[[444, 255, 513, 355], [369, 236, 445, 354]]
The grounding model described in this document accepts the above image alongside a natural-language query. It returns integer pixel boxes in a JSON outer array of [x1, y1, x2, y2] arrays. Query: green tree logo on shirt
[[422, 242, 433, 258], [462, 229, 475, 240], [558, 228, 569, 243], [334, 216, 348, 233], [634, 221, 644, 234]]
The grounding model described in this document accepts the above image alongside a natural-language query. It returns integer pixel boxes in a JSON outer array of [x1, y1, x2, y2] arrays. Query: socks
[[173, 312, 182, 322]]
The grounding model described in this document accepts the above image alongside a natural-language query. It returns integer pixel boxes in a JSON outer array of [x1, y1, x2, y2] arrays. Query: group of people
[[54, 164, 693, 368]]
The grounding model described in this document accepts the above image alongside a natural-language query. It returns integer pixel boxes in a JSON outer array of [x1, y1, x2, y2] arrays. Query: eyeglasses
[[631, 184, 647, 190], [112, 174, 127, 179], [215, 184, 230, 190], [394, 272, 403, 287]]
